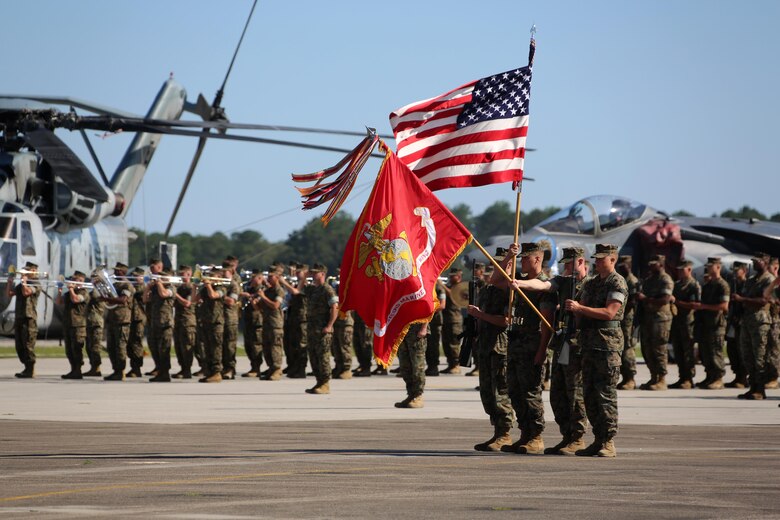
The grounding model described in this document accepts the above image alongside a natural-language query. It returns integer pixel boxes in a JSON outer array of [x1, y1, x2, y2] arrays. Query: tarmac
[[1, 354, 779, 519]]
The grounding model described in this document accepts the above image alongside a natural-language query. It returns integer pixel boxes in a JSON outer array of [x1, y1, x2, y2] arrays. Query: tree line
[[129, 203, 778, 272]]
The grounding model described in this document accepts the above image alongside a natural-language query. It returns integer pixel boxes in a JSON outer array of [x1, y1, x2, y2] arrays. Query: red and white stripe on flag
[[389, 66, 531, 191]]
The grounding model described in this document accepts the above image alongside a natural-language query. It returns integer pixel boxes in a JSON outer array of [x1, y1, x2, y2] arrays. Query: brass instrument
[[93, 267, 119, 308], [5, 265, 49, 280], [448, 281, 471, 308], [194, 264, 231, 286]]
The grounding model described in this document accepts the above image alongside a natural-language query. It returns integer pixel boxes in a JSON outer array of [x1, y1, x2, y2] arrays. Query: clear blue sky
[[3, 1, 779, 241]]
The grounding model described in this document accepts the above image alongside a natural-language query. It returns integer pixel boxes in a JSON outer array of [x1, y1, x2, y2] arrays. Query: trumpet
[[194, 276, 232, 286], [4, 266, 49, 279]]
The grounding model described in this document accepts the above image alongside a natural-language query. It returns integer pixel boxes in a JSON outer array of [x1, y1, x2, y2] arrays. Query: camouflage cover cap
[[618, 255, 633, 265], [310, 263, 327, 273], [131, 267, 145, 276], [474, 262, 485, 270], [518, 242, 544, 257], [732, 260, 748, 269], [591, 244, 619, 258], [267, 265, 283, 275], [297, 263, 309, 272], [494, 247, 507, 261], [114, 262, 129, 270], [752, 252, 770, 263], [179, 264, 192, 271], [704, 257, 721, 266], [559, 247, 585, 263], [677, 259, 694, 268], [72, 270, 87, 279], [24, 261, 38, 269], [647, 254, 666, 265], [449, 267, 462, 274]]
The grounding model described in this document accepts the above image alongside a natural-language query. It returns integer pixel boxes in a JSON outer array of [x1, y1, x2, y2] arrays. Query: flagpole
[[472, 237, 553, 332]]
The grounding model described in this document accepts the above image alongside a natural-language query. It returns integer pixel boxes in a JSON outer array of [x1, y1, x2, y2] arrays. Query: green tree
[[672, 209, 695, 217], [284, 213, 356, 272], [720, 206, 767, 220], [447, 203, 474, 231], [770, 213, 780, 223], [472, 201, 515, 242], [521, 206, 561, 232]]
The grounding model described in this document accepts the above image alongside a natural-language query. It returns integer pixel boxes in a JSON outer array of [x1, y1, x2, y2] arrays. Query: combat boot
[[617, 378, 636, 390], [705, 379, 724, 390], [486, 427, 512, 452], [104, 371, 124, 381], [639, 375, 657, 390], [501, 432, 528, 454], [465, 367, 479, 377], [305, 382, 330, 394], [61, 369, 83, 380], [441, 364, 461, 375], [764, 379, 779, 389], [474, 427, 498, 452], [558, 436, 586, 456], [516, 435, 544, 455], [145, 368, 159, 377], [695, 377, 712, 389], [150, 372, 171, 382], [646, 376, 667, 391], [725, 378, 747, 389], [544, 436, 570, 455], [242, 363, 259, 378], [336, 370, 353, 380], [353, 367, 371, 377], [575, 438, 604, 457], [126, 368, 141, 378], [743, 386, 766, 400], [669, 379, 693, 389], [406, 395, 424, 408], [597, 440, 617, 458], [425, 367, 439, 376], [199, 372, 222, 383], [221, 368, 236, 380], [83, 366, 102, 377], [15, 363, 34, 379], [372, 366, 388, 376], [264, 368, 283, 381]]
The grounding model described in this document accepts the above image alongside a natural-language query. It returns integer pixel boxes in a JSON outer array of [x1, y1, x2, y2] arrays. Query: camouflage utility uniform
[[306, 283, 338, 387], [128, 287, 146, 374], [698, 276, 730, 385], [174, 282, 197, 377], [476, 284, 513, 433], [106, 281, 134, 375], [332, 310, 354, 376], [670, 275, 701, 384], [640, 269, 673, 385], [397, 322, 427, 401], [85, 287, 105, 371], [286, 289, 308, 378], [739, 270, 775, 392], [13, 282, 40, 369]]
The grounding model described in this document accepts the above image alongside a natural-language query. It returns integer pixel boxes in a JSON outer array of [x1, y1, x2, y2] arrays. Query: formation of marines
[[8, 245, 780, 438]]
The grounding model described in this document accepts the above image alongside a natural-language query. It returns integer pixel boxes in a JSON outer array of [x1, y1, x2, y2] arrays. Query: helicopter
[[476, 194, 780, 279]]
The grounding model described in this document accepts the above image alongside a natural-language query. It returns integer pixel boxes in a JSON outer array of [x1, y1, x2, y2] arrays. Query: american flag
[[389, 66, 531, 191]]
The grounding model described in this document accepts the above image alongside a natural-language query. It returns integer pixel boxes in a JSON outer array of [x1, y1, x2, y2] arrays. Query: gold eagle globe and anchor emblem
[[358, 213, 418, 282]]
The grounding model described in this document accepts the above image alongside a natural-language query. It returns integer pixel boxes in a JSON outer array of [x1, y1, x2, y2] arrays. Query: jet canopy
[[536, 195, 651, 235]]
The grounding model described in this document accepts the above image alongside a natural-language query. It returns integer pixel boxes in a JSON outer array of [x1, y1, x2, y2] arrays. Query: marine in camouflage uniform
[[465, 263, 486, 377], [221, 260, 242, 379], [147, 268, 175, 382], [281, 265, 308, 379], [425, 282, 446, 376], [395, 322, 428, 408], [514, 247, 589, 456], [240, 270, 265, 377], [469, 248, 513, 452], [127, 268, 146, 378], [259, 266, 286, 380], [734, 253, 776, 400], [304, 263, 339, 394], [725, 261, 749, 387], [616, 256, 639, 389], [352, 312, 373, 377], [8, 261, 41, 378], [669, 260, 701, 389], [198, 269, 226, 383], [764, 258, 780, 388], [84, 284, 105, 376], [59, 271, 90, 379], [695, 257, 730, 389], [568, 244, 627, 458], [441, 268, 464, 374], [332, 310, 354, 379], [637, 254, 674, 391], [173, 266, 197, 379], [492, 243, 555, 455], [103, 263, 135, 381]]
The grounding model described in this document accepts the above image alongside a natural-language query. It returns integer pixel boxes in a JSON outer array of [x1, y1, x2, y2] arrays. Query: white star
[[502, 73, 509, 80], [497, 82, 505, 90], [499, 109, 507, 116], [468, 114, 476, 120], [511, 108, 518, 115], [486, 86, 494, 93], [474, 89, 481, 97]]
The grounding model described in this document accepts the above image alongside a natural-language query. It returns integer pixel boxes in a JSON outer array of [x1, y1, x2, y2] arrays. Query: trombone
[[4, 265, 49, 280]]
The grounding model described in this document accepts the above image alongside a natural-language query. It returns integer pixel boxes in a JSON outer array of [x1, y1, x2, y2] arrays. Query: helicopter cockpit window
[[536, 202, 595, 235], [20, 221, 36, 256], [592, 196, 647, 231], [0, 216, 16, 241]]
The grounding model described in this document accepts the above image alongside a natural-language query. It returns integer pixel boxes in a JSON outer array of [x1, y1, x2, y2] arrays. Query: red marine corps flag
[[338, 143, 472, 366]]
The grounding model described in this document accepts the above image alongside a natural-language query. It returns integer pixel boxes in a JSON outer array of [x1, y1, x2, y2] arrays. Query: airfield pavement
[[0, 349, 779, 519]]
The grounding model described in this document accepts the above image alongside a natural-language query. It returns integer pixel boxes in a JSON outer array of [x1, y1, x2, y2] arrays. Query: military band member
[[258, 265, 285, 381], [304, 263, 339, 394], [146, 267, 175, 382], [240, 269, 265, 377], [84, 276, 105, 377], [669, 260, 701, 389], [221, 257, 242, 380], [764, 257, 780, 388], [466, 262, 487, 377], [58, 271, 90, 379], [127, 267, 146, 378], [352, 312, 373, 377], [616, 256, 639, 390], [173, 265, 197, 379], [7, 261, 41, 378], [102, 262, 134, 381], [733, 252, 775, 400], [637, 254, 674, 391], [694, 257, 730, 389], [441, 268, 465, 374], [565, 244, 627, 457], [395, 321, 428, 408], [144, 258, 164, 375], [491, 243, 555, 455], [281, 264, 309, 379], [198, 268, 227, 383], [469, 248, 513, 452], [425, 281, 446, 376], [725, 261, 749, 388]]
